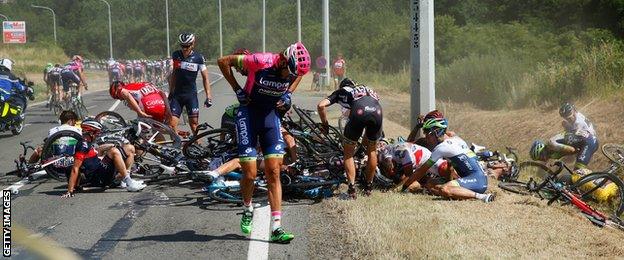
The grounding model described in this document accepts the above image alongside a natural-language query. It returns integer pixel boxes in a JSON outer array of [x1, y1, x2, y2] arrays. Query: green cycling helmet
[[530, 140, 546, 161], [422, 118, 448, 137], [46, 63, 53, 68]]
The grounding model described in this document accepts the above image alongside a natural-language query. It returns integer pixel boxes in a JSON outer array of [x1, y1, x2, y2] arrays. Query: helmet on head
[[559, 102, 575, 118], [109, 81, 125, 99], [422, 118, 448, 137], [424, 110, 444, 121], [283, 42, 311, 76], [178, 33, 195, 45], [0, 58, 13, 71], [530, 140, 546, 161], [339, 78, 356, 89], [233, 48, 251, 55], [72, 55, 83, 62], [81, 119, 103, 136], [46, 63, 53, 68]]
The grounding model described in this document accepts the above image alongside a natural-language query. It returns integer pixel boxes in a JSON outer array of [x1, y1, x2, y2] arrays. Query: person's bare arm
[[317, 99, 332, 125], [121, 90, 151, 118], [201, 69, 212, 100], [400, 161, 433, 191], [65, 159, 83, 196], [160, 91, 172, 121], [217, 55, 243, 91]]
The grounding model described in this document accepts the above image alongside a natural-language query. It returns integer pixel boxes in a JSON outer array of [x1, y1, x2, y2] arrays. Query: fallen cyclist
[[396, 118, 496, 203], [61, 119, 146, 198]]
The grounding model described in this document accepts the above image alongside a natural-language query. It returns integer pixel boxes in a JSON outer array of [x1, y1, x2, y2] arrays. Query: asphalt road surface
[[0, 69, 336, 259]]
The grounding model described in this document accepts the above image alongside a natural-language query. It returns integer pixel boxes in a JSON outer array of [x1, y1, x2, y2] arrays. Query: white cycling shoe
[[124, 180, 147, 192]]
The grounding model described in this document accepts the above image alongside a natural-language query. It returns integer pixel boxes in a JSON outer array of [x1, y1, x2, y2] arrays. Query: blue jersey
[[237, 53, 295, 109], [428, 136, 484, 178], [171, 50, 207, 95]]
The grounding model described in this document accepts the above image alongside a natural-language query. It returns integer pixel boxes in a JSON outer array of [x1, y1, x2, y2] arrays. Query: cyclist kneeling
[[61, 119, 146, 198], [399, 118, 495, 203], [380, 141, 451, 193]]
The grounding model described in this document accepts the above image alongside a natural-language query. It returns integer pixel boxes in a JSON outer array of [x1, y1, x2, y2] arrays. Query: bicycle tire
[[512, 161, 554, 184], [571, 172, 624, 219], [209, 186, 269, 204], [78, 101, 88, 119], [95, 111, 127, 130], [602, 143, 624, 167], [40, 130, 82, 181], [136, 117, 181, 148], [182, 128, 236, 159], [498, 181, 532, 195]]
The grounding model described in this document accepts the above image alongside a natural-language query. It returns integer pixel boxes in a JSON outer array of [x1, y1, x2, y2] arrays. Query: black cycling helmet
[[339, 78, 356, 89], [178, 33, 195, 45], [559, 102, 575, 118]]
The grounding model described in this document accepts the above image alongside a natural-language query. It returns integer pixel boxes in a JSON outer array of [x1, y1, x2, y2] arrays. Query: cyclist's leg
[[236, 106, 259, 234], [343, 114, 366, 190], [185, 95, 200, 134], [436, 172, 489, 200], [575, 135, 598, 169], [547, 132, 576, 156], [362, 103, 383, 187], [168, 95, 183, 133]]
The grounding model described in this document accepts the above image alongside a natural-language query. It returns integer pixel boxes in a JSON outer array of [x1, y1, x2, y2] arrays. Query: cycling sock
[[123, 175, 132, 184], [271, 211, 282, 231], [243, 201, 253, 213], [474, 193, 488, 201]]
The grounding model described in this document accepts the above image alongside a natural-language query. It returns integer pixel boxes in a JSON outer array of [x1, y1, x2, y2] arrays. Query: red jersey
[[123, 82, 167, 122]]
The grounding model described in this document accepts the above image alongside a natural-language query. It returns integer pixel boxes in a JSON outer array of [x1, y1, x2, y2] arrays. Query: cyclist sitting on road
[[168, 33, 213, 134], [530, 102, 598, 176], [379, 141, 451, 192], [27, 110, 82, 163], [398, 118, 496, 203], [407, 109, 456, 148], [61, 119, 146, 198], [317, 78, 383, 199], [109, 81, 172, 123], [217, 41, 311, 243]]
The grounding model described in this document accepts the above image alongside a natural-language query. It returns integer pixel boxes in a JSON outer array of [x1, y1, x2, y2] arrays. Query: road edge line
[[247, 204, 270, 260]]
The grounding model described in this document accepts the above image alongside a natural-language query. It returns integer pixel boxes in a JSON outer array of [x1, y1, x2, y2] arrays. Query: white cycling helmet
[[0, 58, 13, 71], [178, 33, 195, 45]]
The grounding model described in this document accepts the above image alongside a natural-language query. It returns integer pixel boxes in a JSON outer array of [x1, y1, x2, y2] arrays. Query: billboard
[[3, 21, 26, 44]]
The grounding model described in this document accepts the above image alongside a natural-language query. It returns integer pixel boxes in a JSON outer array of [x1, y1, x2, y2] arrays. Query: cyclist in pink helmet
[[217, 41, 310, 244]]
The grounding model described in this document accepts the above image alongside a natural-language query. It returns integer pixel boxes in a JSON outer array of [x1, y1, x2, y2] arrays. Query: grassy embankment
[[304, 43, 624, 258]]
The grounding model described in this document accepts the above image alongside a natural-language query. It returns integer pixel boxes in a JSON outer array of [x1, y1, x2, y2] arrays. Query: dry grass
[[302, 83, 624, 258]]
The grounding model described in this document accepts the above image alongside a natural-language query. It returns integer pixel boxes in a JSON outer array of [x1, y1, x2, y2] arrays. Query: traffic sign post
[[2, 21, 26, 43]]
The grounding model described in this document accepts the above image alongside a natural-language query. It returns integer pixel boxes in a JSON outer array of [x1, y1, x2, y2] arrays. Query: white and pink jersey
[[384, 142, 447, 176]]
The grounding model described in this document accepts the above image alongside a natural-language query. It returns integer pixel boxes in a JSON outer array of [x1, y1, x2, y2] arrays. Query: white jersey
[[429, 136, 485, 178], [564, 112, 596, 137], [384, 142, 445, 175]]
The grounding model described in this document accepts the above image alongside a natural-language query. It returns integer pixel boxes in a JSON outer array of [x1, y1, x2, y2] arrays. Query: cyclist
[[168, 33, 213, 134], [60, 62, 83, 101], [407, 110, 456, 148], [399, 118, 495, 202], [47, 64, 63, 105], [125, 60, 135, 82], [61, 119, 146, 198], [332, 54, 346, 89], [27, 110, 82, 163], [42, 63, 54, 104], [530, 105, 598, 176], [217, 41, 311, 243], [134, 61, 144, 82], [317, 78, 382, 199], [68, 55, 88, 92], [108, 60, 124, 84], [109, 81, 172, 123], [379, 141, 450, 192]]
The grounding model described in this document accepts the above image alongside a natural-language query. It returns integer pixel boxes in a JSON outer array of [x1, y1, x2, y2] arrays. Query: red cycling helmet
[[109, 81, 125, 99], [424, 110, 444, 121]]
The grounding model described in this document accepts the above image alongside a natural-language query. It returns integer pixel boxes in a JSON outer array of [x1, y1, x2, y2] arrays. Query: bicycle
[[499, 160, 624, 230], [64, 82, 88, 119]]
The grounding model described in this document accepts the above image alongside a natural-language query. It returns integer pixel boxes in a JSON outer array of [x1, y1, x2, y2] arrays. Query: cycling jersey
[[65, 61, 82, 74], [428, 136, 488, 193], [74, 140, 116, 187], [236, 53, 295, 108], [384, 142, 445, 176], [548, 132, 598, 168], [47, 67, 63, 85], [171, 50, 207, 95], [326, 85, 382, 142], [60, 69, 81, 92], [564, 112, 596, 137], [123, 82, 167, 122]]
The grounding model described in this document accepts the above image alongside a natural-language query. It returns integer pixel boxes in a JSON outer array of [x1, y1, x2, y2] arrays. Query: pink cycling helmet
[[284, 42, 311, 76]]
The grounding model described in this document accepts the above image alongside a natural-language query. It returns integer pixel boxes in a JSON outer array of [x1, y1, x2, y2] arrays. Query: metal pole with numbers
[[410, 0, 435, 128]]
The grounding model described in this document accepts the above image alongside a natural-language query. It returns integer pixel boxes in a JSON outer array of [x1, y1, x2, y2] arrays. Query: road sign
[[3, 21, 26, 44]]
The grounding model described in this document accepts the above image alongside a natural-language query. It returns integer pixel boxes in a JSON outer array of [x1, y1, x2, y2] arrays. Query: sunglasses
[[180, 44, 192, 49]]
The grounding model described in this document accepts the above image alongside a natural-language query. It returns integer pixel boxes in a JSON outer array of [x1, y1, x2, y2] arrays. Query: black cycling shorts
[[221, 112, 236, 133], [344, 96, 383, 143]]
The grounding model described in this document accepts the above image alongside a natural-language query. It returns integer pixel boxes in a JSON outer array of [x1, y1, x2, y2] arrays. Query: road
[[0, 69, 337, 259]]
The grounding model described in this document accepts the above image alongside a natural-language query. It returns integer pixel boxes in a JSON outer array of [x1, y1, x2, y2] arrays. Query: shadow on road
[[110, 230, 246, 243]]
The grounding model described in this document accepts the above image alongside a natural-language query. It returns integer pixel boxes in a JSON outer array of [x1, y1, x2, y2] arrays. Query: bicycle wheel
[[95, 111, 127, 130], [602, 143, 624, 167], [40, 130, 82, 181], [136, 117, 181, 148], [571, 172, 624, 219], [209, 185, 269, 204], [513, 161, 553, 184], [182, 128, 236, 159]]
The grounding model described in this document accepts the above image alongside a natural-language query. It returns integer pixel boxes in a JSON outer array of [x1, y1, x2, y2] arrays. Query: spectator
[[332, 53, 346, 89]]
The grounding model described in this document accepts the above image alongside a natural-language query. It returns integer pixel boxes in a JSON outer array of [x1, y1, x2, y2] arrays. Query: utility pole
[[322, 0, 330, 88], [219, 0, 223, 57], [297, 0, 301, 42], [410, 0, 435, 127], [100, 0, 113, 59], [262, 0, 266, 52], [166, 0, 171, 57]]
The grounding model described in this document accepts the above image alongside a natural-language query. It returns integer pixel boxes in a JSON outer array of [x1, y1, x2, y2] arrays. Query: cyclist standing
[[217, 41, 311, 243], [317, 78, 383, 199], [168, 33, 213, 134]]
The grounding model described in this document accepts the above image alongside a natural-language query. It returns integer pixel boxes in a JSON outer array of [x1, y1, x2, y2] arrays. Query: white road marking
[[108, 100, 121, 111], [3, 170, 46, 194], [247, 205, 271, 260]]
